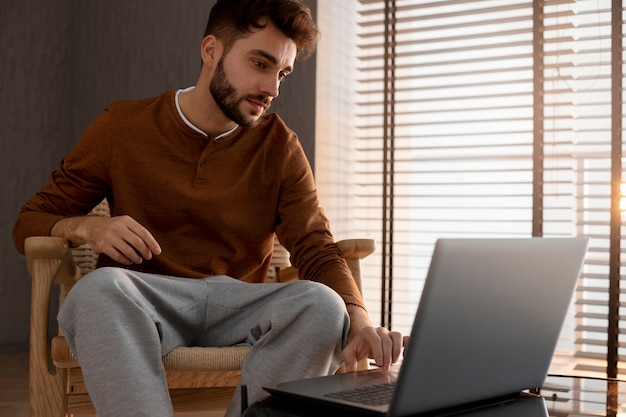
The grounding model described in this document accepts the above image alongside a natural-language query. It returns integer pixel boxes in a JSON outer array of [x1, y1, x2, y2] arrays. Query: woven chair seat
[[52, 336, 251, 372]]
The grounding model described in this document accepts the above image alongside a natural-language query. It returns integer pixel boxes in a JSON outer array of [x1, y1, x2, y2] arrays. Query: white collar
[[175, 86, 239, 140]]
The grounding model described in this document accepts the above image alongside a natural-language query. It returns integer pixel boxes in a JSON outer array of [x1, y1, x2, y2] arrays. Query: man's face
[[209, 23, 297, 128]]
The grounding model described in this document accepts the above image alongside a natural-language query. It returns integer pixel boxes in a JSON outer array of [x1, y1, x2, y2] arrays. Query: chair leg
[[29, 257, 68, 417], [29, 346, 67, 417]]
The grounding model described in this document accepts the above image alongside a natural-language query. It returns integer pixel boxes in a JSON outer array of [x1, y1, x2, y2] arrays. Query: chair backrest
[[69, 199, 109, 275]]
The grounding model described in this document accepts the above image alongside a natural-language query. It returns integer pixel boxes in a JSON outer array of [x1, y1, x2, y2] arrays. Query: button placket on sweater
[[193, 138, 215, 186]]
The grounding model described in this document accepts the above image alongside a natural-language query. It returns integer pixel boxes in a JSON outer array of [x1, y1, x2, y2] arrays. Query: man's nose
[[260, 74, 281, 98]]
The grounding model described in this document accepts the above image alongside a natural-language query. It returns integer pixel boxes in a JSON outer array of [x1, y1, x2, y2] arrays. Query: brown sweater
[[13, 91, 364, 308]]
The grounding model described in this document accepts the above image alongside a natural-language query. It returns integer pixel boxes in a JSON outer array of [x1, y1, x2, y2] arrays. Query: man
[[13, 1, 405, 416]]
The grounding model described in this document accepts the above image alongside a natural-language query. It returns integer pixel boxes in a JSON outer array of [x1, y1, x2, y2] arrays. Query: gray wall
[[1, 0, 317, 352]]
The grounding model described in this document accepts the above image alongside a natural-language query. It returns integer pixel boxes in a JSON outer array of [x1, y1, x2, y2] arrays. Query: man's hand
[[51, 215, 162, 265], [342, 304, 408, 372]]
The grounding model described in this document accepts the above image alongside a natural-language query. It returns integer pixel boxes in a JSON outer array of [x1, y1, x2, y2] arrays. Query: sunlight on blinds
[[315, 1, 360, 240], [353, 0, 625, 378], [542, 0, 621, 376], [357, 0, 536, 336]]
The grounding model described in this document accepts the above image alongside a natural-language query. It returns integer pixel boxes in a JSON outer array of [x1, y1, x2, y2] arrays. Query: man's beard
[[209, 57, 271, 128]]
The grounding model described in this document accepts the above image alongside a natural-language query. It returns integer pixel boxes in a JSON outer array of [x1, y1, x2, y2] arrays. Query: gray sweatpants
[[58, 267, 350, 417]]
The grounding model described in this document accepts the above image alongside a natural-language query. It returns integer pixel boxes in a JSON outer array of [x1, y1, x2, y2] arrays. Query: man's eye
[[254, 60, 266, 69], [278, 72, 289, 81]]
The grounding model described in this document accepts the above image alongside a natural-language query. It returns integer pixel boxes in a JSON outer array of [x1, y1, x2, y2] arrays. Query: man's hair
[[203, 0, 319, 60]]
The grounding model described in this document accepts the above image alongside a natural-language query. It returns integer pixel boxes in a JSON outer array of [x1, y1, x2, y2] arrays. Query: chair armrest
[[24, 237, 80, 366], [24, 236, 79, 413], [336, 238, 376, 260], [336, 238, 375, 295], [25, 236, 78, 286], [276, 239, 376, 294]]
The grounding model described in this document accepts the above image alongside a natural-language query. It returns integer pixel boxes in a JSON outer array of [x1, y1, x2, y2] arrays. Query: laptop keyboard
[[324, 382, 396, 406]]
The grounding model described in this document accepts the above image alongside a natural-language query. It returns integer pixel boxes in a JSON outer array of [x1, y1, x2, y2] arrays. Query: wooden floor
[[0, 351, 223, 417], [0, 351, 29, 417]]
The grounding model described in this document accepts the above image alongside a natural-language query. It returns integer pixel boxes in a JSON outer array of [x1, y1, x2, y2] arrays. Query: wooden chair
[[24, 201, 375, 416]]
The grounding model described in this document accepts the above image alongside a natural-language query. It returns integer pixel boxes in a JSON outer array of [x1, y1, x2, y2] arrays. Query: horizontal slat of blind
[[358, 2, 531, 25]]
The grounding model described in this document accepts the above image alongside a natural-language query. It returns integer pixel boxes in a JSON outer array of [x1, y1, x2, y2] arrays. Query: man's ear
[[200, 35, 221, 68]]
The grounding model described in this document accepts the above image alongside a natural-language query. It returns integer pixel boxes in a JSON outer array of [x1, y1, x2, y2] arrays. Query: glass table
[[541, 375, 626, 417]]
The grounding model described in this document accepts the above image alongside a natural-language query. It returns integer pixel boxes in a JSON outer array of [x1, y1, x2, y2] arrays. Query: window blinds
[[355, 0, 625, 378]]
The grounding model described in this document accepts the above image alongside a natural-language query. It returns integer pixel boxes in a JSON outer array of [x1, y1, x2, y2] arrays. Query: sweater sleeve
[[13, 110, 113, 254], [274, 133, 365, 309]]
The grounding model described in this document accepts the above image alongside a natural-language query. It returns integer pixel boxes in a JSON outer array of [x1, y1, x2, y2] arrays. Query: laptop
[[264, 237, 590, 417]]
